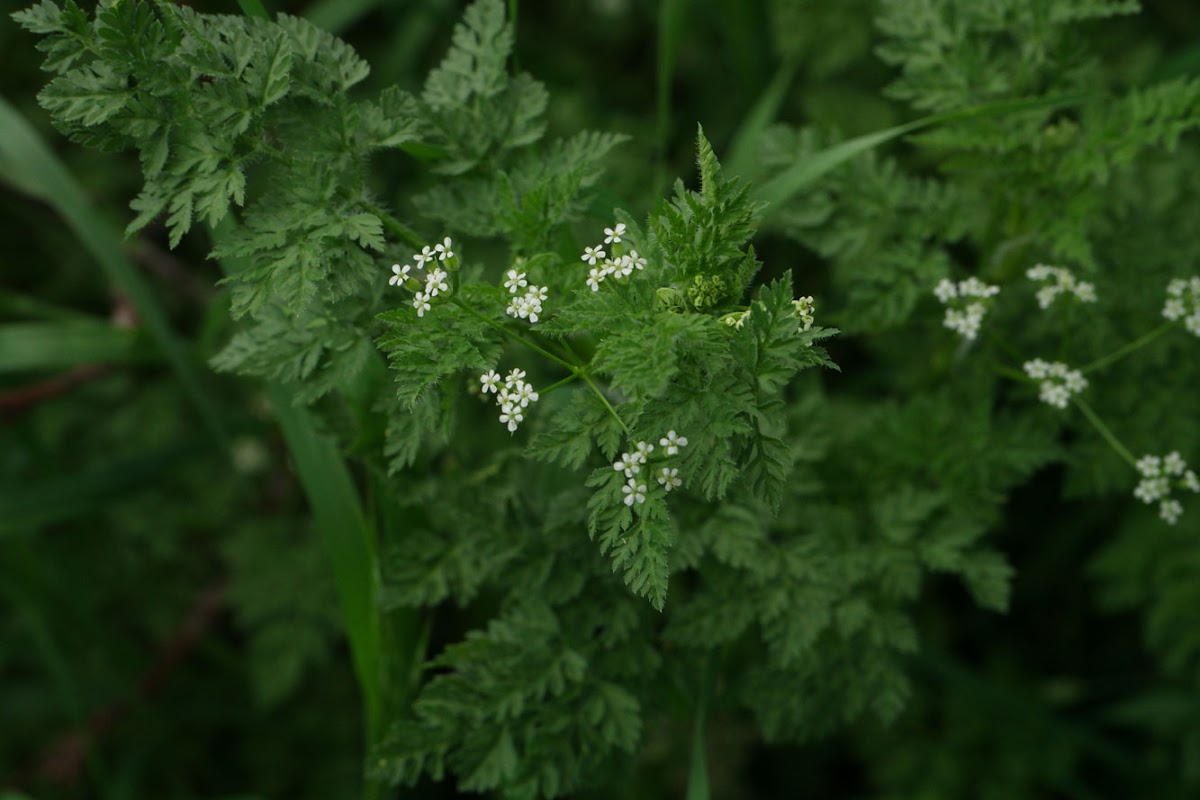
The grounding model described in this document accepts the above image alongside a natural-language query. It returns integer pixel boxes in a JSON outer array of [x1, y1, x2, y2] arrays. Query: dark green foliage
[[11, 0, 1200, 797]]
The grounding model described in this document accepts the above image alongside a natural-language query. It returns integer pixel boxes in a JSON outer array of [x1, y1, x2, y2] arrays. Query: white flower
[[659, 430, 688, 455], [514, 381, 539, 406], [634, 441, 655, 462], [613, 452, 641, 477], [504, 269, 528, 294], [625, 250, 647, 271], [413, 246, 434, 269], [389, 263, 411, 286], [586, 268, 604, 292], [657, 467, 681, 492], [1022, 359, 1087, 409], [479, 369, 501, 394], [614, 256, 634, 278], [1133, 452, 1197, 523], [434, 237, 454, 261], [1164, 451, 1187, 477], [622, 478, 647, 506], [1136, 455, 1162, 478], [498, 403, 523, 433], [933, 278, 958, 304], [793, 296, 815, 331], [505, 368, 526, 388], [1160, 499, 1183, 525], [1026, 264, 1097, 309], [1162, 276, 1200, 337], [581, 245, 606, 265], [425, 268, 449, 296], [529, 285, 548, 303], [412, 291, 431, 317], [604, 223, 626, 244]]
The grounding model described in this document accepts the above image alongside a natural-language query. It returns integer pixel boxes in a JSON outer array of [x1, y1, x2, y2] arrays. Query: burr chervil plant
[[14, 0, 1200, 796]]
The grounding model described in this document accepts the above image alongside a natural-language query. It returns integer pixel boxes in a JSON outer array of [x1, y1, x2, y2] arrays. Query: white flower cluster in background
[[389, 236, 456, 318], [479, 367, 539, 433], [502, 268, 549, 323], [1022, 359, 1088, 409], [1133, 452, 1200, 525], [1026, 264, 1097, 309], [1162, 276, 1200, 337], [581, 223, 647, 291], [613, 430, 689, 507], [933, 277, 1000, 341]]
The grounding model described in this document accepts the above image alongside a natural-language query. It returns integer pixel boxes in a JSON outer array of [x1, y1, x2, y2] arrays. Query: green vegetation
[[4, 1, 1200, 798]]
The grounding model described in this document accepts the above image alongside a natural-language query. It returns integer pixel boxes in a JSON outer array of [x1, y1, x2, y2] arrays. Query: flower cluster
[[1133, 452, 1200, 525], [479, 367, 539, 433], [933, 277, 1000, 341], [613, 431, 689, 507], [389, 236, 457, 318], [1026, 264, 1097, 309], [1022, 359, 1088, 409], [581, 223, 647, 291], [792, 296, 815, 332], [1162, 276, 1200, 337], [502, 269, 549, 323]]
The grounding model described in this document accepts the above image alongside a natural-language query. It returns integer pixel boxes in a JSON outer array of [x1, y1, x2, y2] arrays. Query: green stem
[[540, 372, 581, 395], [450, 297, 578, 372], [1074, 397, 1138, 468], [993, 363, 1032, 384], [360, 200, 425, 250], [1081, 322, 1172, 375], [580, 371, 630, 436]]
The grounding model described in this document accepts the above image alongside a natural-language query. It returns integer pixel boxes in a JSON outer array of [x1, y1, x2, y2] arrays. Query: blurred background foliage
[[3, 0, 1200, 798]]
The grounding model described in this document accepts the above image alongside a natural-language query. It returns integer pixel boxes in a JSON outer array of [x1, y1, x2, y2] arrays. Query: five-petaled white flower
[[413, 246, 434, 269], [412, 291, 431, 317], [505, 368, 526, 387], [389, 263, 411, 286], [604, 223, 626, 244], [479, 369, 501, 394], [586, 268, 604, 291], [504, 269, 527, 294], [425, 268, 449, 296], [613, 452, 641, 477], [659, 430, 689, 455], [581, 245, 606, 265], [622, 478, 647, 506], [498, 404, 523, 433], [625, 250, 647, 271], [657, 467, 681, 492], [434, 237, 454, 261], [634, 441, 655, 462]]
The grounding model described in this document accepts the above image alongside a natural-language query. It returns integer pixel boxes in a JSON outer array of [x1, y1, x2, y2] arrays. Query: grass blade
[[725, 58, 800, 180], [0, 97, 229, 449], [0, 321, 155, 373], [210, 216, 383, 747], [753, 94, 1092, 214]]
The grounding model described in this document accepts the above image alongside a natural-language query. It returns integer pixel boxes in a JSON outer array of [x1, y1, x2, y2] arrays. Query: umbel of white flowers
[[613, 431, 689, 508], [933, 277, 1000, 341], [1023, 359, 1088, 409], [1162, 276, 1200, 337], [1026, 264, 1097, 309], [581, 222, 647, 291], [479, 368, 539, 433], [388, 236, 457, 317], [1133, 452, 1200, 525]]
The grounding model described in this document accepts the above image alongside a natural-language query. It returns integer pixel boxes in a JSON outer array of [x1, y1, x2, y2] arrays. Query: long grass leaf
[[753, 94, 1092, 214], [210, 216, 382, 741], [0, 321, 155, 373], [0, 97, 229, 449]]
